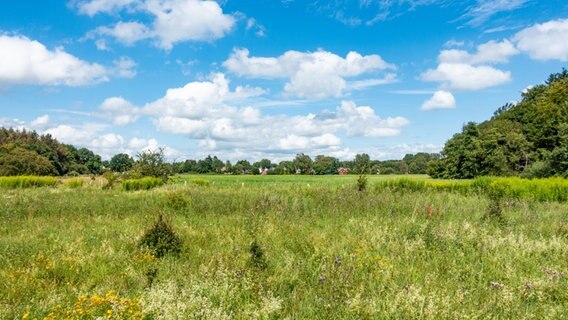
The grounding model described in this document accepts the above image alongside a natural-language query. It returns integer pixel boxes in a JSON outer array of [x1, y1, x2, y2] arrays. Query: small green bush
[[249, 240, 267, 270], [191, 178, 210, 187], [65, 178, 84, 189], [139, 215, 183, 258], [122, 177, 164, 191], [165, 190, 190, 210], [356, 174, 368, 192], [0, 176, 58, 189]]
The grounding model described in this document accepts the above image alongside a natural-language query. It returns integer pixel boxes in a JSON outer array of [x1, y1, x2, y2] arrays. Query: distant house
[[259, 168, 268, 175], [338, 167, 349, 175]]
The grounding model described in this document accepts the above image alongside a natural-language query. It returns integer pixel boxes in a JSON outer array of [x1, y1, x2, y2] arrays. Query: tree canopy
[[429, 69, 568, 179]]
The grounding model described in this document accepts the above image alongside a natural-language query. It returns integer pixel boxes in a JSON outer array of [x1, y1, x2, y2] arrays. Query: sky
[[0, 0, 567, 162]]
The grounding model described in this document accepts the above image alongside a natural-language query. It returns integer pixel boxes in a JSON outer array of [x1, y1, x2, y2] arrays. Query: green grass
[[0, 175, 567, 319], [122, 177, 165, 191], [0, 176, 58, 189]]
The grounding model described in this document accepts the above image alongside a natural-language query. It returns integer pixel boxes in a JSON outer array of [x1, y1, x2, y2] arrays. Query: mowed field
[[1, 175, 567, 319]]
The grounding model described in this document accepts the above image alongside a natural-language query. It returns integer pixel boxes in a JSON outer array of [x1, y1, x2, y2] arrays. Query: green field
[[1, 175, 567, 319]]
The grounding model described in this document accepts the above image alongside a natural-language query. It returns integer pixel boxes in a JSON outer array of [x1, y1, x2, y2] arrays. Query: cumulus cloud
[[45, 122, 177, 159], [421, 38, 516, 91], [421, 63, 511, 91], [30, 115, 51, 129], [88, 21, 151, 46], [421, 90, 456, 110], [223, 48, 395, 99], [0, 35, 108, 86], [438, 40, 519, 65], [81, 0, 236, 50], [513, 19, 568, 61], [98, 97, 141, 126]]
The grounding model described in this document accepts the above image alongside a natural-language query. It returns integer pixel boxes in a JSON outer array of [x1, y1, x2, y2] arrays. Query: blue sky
[[0, 0, 567, 161]]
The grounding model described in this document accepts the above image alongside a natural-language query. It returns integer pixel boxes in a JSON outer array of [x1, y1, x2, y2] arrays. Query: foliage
[[293, 153, 313, 174], [248, 240, 267, 270], [0, 127, 103, 176], [0, 145, 58, 176], [376, 176, 568, 203], [109, 153, 135, 173], [122, 177, 165, 191], [131, 149, 171, 180], [139, 215, 183, 258], [102, 171, 120, 190], [431, 69, 568, 179], [352, 153, 371, 174], [165, 190, 190, 210], [64, 178, 84, 189], [0, 176, 58, 189], [313, 155, 340, 175], [356, 174, 368, 192]]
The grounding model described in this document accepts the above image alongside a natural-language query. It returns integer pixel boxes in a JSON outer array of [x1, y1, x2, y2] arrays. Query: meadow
[[0, 175, 567, 319]]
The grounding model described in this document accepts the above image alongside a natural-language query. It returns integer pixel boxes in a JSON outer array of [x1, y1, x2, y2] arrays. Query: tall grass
[[121, 177, 165, 191], [0, 177, 566, 318], [0, 176, 58, 189], [376, 176, 568, 202]]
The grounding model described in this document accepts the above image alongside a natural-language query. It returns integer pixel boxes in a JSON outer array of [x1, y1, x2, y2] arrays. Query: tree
[[0, 145, 57, 176], [293, 153, 313, 174], [313, 155, 340, 175], [133, 148, 171, 180], [109, 153, 134, 173], [352, 153, 371, 174]]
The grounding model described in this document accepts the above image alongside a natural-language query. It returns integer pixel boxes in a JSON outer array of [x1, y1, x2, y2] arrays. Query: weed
[[139, 214, 183, 258], [165, 190, 190, 210], [356, 175, 368, 192], [122, 177, 165, 191], [249, 240, 267, 270]]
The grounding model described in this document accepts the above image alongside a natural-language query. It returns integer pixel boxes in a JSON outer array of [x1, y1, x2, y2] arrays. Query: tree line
[[0, 127, 440, 177], [428, 69, 568, 179]]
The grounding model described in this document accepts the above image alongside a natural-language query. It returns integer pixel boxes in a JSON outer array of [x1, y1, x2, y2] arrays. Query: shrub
[[249, 240, 267, 270], [139, 215, 183, 258], [191, 178, 210, 187], [122, 177, 164, 191], [0, 176, 58, 189], [165, 190, 190, 210], [65, 178, 84, 189], [102, 171, 120, 190], [356, 174, 368, 192]]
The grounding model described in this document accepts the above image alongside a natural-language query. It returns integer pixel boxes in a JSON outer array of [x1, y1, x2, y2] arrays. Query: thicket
[[429, 69, 568, 179], [0, 128, 102, 176]]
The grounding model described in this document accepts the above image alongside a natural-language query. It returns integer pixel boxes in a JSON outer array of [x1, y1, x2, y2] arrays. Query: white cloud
[[30, 115, 51, 128], [89, 21, 151, 46], [75, 0, 140, 16], [421, 63, 511, 91], [0, 35, 108, 86], [144, 73, 264, 118], [421, 90, 456, 110], [513, 19, 568, 61], [438, 40, 519, 65], [98, 97, 140, 126], [82, 0, 236, 50], [223, 48, 395, 99], [112, 56, 137, 78], [143, 76, 408, 154]]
